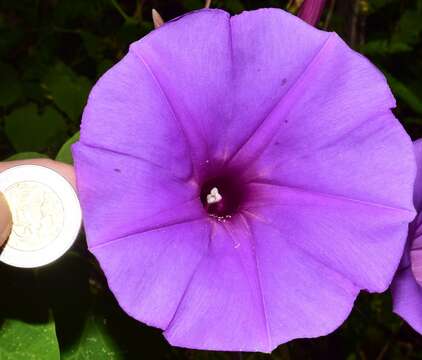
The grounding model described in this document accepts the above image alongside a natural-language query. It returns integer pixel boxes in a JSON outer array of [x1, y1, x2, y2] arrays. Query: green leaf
[[56, 131, 80, 164], [403, 117, 422, 125], [0, 318, 60, 360], [363, 4, 422, 55], [97, 59, 114, 77], [43, 63, 91, 122], [361, 40, 412, 55], [183, 0, 205, 11], [385, 73, 422, 115], [61, 315, 122, 360], [80, 32, 104, 61], [367, 0, 395, 14], [0, 62, 23, 107], [4, 104, 67, 152], [391, 8, 422, 49], [225, 0, 245, 13], [6, 152, 49, 161]]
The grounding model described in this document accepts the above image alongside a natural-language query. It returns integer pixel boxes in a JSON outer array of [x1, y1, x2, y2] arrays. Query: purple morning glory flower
[[73, 8, 416, 352], [392, 140, 422, 333]]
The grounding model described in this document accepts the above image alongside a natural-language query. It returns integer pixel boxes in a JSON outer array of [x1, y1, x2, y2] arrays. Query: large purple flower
[[73, 8, 416, 352], [392, 140, 422, 333]]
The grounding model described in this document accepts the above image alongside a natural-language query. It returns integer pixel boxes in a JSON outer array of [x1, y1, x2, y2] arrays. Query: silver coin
[[0, 165, 81, 268]]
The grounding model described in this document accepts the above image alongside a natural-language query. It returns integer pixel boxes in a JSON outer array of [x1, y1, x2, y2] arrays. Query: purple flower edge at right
[[392, 139, 422, 333]]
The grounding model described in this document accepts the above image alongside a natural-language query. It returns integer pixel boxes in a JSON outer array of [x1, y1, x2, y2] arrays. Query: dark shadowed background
[[0, 0, 422, 359]]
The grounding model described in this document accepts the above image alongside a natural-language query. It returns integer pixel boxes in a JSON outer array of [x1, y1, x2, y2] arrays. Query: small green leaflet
[[61, 315, 122, 360], [0, 318, 60, 360], [56, 131, 80, 164]]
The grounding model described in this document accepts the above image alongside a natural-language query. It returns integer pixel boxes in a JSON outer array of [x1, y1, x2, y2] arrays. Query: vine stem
[[110, 0, 131, 22], [323, 0, 336, 30]]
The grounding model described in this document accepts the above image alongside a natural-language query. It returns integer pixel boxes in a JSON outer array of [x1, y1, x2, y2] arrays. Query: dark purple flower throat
[[200, 166, 247, 220]]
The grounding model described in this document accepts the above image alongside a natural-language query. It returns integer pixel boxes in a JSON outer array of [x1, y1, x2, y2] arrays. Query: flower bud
[[298, 0, 326, 26]]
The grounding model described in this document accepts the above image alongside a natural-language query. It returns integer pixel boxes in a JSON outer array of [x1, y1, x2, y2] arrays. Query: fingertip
[[0, 192, 12, 247]]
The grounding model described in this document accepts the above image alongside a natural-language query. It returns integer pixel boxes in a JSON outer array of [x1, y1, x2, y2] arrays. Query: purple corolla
[[392, 140, 422, 333], [73, 8, 415, 352]]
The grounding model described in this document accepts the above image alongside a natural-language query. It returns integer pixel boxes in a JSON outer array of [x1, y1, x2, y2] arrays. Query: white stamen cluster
[[206, 187, 222, 204]]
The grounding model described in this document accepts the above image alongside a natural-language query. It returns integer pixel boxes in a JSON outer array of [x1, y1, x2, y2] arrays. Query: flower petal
[[222, 9, 330, 162], [229, 30, 398, 170], [130, 9, 334, 167], [73, 143, 203, 246], [392, 140, 422, 333], [79, 51, 192, 180], [91, 220, 211, 329], [164, 222, 270, 352], [244, 110, 414, 213], [244, 182, 413, 292], [411, 243, 422, 287], [164, 217, 358, 352], [249, 219, 358, 347], [228, 31, 413, 214], [413, 139, 422, 211], [392, 266, 422, 334], [130, 9, 233, 173]]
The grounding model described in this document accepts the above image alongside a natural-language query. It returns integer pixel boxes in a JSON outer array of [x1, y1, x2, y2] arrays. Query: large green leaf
[[61, 314, 122, 360], [4, 104, 67, 152], [0, 318, 60, 360], [43, 63, 91, 123], [56, 131, 80, 164]]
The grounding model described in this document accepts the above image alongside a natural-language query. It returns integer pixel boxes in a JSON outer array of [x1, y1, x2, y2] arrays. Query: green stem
[[110, 0, 131, 21]]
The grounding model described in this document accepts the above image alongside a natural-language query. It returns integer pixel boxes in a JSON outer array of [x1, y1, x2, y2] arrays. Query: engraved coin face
[[0, 165, 81, 268], [4, 181, 65, 252]]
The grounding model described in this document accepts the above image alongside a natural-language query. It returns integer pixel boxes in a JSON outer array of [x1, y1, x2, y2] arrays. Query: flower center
[[200, 172, 245, 220]]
